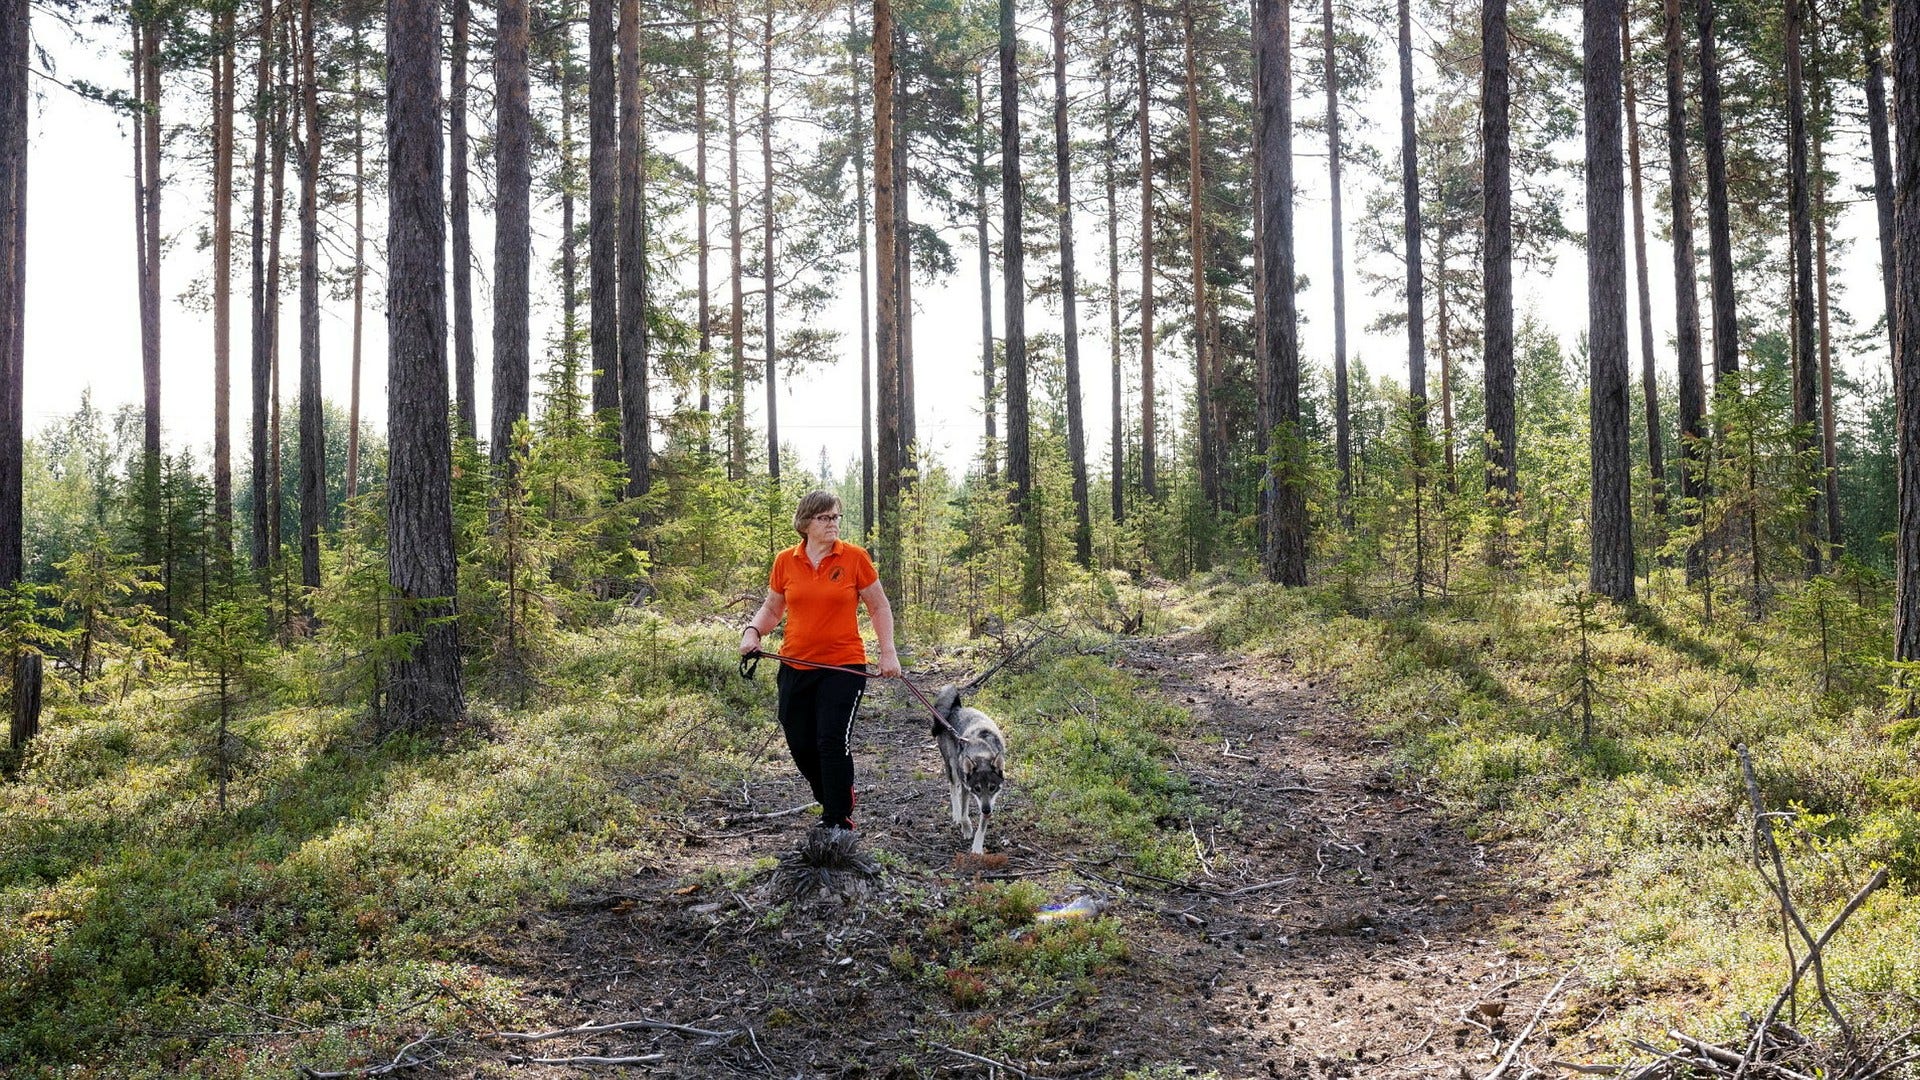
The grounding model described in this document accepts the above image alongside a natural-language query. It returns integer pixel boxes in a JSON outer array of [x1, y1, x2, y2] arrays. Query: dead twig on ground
[[936, 1042, 1032, 1078], [494, 1017, 737, 1042], [503, 1053, 665, 1066], [1482, 970, 1575, 1079]]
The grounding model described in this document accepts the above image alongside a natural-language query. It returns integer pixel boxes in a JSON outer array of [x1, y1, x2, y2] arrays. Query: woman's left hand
[[876, 648, 902, 678]]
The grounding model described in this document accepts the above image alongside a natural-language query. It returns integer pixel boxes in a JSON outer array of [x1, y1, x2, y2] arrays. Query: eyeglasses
[[812, 513, 842, 523]]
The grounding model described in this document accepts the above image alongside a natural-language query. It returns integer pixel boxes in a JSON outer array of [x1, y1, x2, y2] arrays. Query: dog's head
[[963, 749, 1003, 815]]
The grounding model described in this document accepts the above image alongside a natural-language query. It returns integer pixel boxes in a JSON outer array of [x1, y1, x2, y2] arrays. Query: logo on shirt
[[830, 567, 844, 582]]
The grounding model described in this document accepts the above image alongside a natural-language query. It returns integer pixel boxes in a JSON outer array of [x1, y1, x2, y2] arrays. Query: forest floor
[[449, 631, 1591, 1079]]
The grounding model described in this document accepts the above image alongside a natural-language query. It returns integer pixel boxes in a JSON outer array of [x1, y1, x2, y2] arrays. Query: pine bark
[[850, 3, 873, 536], [1622, 18, 1665, 525], [891, 41, 916, 466], [1181, 0, 1214, 512], [589, 0, 621, 426], [1256, 0, 1304, 585], [1863, 0, 1894, 359], [348, 20, 367, 500], [1586, 0, 1635, 601], [212, 7, 236, 553], [727, 15, 746, 478], [1662, 0, 1708, 582], [1696, 0, 1737, 382], [0, 0, 23, 589], [297, 0, 323, 594], [1102, 24, 1122, 525], [494, 0, 534, 473], [1482, 0, 1514, 497], [697, 0, 713, 427], [977, 65, 996, 484], [762, 2, 780, 479], [1785, 0, 1821, 573], [134, 14, 163, 561], [617, 0, 648, 491], [249, 0, 275, 574], [385, 0, 465, 731], [1323, 0, 1350, 524], [450, 0, 478, 441], [1895, 0, 1920, 661], [874, 0, 902, 587], [1002, 0, 1036, 606], [1054, 0, 1092, 567], [1133, 0, 1156, 499]]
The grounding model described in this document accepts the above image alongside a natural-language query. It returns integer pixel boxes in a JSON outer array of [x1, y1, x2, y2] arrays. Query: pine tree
[[495, 0, 535, 475], [1895, 0, 1920, 662], [385, 0, 466, 732], [1586, 0, 1634, 601], [0, 0, 22, 590]]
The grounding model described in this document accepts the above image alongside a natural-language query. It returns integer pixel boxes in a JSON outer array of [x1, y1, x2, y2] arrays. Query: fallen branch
[[504, 1053, 664, 1066], [1740, 866, 1890, 1075], [715, 801, 817, 826], [936, 1043, 1031, 1078], [495, 1018, 736, 1043], [1483, 971, 1575, 1080]]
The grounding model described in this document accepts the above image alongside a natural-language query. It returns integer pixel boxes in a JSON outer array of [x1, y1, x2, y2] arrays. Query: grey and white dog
[[932, 685, 1006, 855]]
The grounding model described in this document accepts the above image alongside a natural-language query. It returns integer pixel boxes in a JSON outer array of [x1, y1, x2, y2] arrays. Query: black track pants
[[775, 665, 866, 828]]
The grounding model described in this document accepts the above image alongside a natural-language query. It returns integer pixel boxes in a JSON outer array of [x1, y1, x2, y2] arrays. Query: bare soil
[[455, 632, 1585, 1078]]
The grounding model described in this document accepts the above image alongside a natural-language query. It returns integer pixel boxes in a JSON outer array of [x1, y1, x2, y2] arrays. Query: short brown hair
[[793, 490, 843, 537]]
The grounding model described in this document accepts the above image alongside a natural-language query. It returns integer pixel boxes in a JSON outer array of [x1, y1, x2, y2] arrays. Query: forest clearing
[[3, 575, 1917, 1078]]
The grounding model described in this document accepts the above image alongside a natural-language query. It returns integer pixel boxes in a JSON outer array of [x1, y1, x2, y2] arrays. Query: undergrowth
[[1201, 572, 1920, 1056]]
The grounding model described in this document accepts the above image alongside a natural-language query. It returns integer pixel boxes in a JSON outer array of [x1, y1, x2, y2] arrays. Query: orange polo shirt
[[769, 540, 878, 669]]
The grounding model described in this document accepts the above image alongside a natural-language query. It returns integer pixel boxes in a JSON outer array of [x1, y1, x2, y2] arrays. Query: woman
[[740, 490, 900, 832]]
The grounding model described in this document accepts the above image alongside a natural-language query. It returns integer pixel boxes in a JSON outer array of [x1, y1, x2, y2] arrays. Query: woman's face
[[803, 505, 843, 545]]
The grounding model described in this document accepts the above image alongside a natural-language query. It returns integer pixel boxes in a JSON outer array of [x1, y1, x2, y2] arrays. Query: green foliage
[[49, 536, 168, 697], [181, 590, 273, 809]]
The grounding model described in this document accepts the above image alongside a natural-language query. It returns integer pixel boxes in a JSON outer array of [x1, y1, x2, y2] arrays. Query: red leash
[[739, 647, 958, 737]]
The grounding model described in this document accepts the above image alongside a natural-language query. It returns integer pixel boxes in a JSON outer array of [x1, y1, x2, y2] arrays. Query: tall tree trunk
[[134, 14, 163, 566], [1398, 0, 1427, 591], [1622, 17, 1666, 530], [1482, 0, 1514, 499], [1002, 0, 1036, 607], [268, 21, 288, 566], [1894, 0, 1920, 662], [762, 2, 779, 479], [977, 64, 996, 484], [892, 34, 916, 468], [1863, 0, 1895, 361], [1255, 0, 1304, 584], [298, 0, 323, 595], [385, 0, 465, 731], [450, 0, 478, 441], [1696, 0, 1737, 383], [1662, 0, 1708, 583], [1101, 28, 1122, 525], [696, 0, 713, 431], [1438, 219, 1456, 491], [851, 2, 874, 536], [0, 0, 24, 589], [727, 13, 746, 478], [250, 0, 275, 574], [1181, 0, 1214, 514], [616, 0, 648, 492], [347, 19, 367, 500], [1323, 0, 1350, 525], [1815, 122, 1840, 554], [559, 5, 581, 423], [213, 7, 236, 555], [1054, 0, 1092, 567], [1586, 0, 1635, 601], [589, 0, 621, 429], [1784, 0, 1821, 574], [874, 0, 902, 591], [1133, 0, 1156, 500], [495, 0, 534, 473]]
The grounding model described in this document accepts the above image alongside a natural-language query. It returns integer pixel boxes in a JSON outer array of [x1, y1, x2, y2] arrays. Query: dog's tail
[[932, 684, 960, 735]]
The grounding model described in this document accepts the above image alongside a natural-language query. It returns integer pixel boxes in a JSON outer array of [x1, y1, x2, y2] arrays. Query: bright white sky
[[16, 12, 1892, 485]]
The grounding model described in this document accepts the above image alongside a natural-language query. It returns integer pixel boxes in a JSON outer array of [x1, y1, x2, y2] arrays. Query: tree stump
[[10, 650, 41, 751]]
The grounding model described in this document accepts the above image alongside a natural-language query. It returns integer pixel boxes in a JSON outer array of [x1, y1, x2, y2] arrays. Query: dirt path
[[462, 633, 1579, 1078]]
